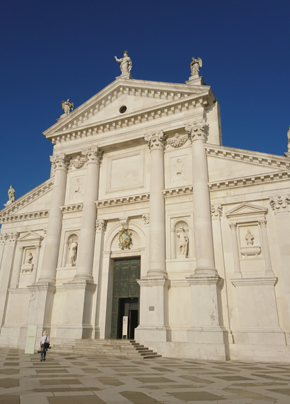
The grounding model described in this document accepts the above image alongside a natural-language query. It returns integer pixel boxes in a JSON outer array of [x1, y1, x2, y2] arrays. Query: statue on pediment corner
[[190, 57, 202, 77], [287, 126, 290, 152], [61, 99, 74, 116], [4, 185, 15, 207], [115, 51, 132, 76]]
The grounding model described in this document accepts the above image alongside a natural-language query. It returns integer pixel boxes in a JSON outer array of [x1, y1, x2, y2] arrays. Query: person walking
[[40, 331, 50, 361]]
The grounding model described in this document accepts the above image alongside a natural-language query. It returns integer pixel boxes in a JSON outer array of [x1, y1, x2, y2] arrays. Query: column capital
[[82, 147, 103, 165], [142, 213, 150, 225], [258, 219, 267, 227], [96, 219, 107, 233], [50, 154, 69, 171], [144, 131, 167, 151], [269, 195, 290, 211], [229, 222, 237, 230], [211, 204, 223, 219], [185, 122, 209, 143]]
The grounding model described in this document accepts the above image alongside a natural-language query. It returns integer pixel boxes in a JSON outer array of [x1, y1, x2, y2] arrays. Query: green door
[[110, 258, 140, 339]]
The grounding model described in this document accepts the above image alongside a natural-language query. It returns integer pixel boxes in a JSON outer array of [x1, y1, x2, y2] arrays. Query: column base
[[73, 273, 94, 282]]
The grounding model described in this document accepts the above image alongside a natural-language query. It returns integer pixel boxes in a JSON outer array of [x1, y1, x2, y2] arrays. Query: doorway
[[110, 258, 140, 339]]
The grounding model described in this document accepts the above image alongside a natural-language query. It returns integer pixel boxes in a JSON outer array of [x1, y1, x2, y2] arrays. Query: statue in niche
[[190, 57, 202, 76], [245, 229, 254, 246], [176, 225, 189, 258], [68, 239, 78, 266], [62, 99, 74, 115], [26, 251, 33, 264], [5, 185, 15, 206], [114, 51, 132, 76]]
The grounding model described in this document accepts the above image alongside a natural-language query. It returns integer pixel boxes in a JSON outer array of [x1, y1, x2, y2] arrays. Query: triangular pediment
[[43, 78, 214, 140], [226, 202, 268, 218], [18, 231, 43, 242], [0, 178, 53, 222]]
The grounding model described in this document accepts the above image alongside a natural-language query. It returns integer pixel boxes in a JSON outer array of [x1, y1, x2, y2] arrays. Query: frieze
[[162, 186, 193, 197], [167, 133, 189, 149], [69, 155, 87, 169], [60, 203, 83, 213]]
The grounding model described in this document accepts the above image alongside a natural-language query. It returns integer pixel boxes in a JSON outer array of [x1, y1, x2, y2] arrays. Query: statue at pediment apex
[[190, 57, 202, 76], [115, 51, 132, 77], [62, 99, 74, 116]]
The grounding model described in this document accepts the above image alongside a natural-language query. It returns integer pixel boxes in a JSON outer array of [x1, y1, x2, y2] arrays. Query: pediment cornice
[[206, 144, 290, 171], [226, 202, 268, 218], [0, 178, 54, 219], [44, 79, 215, 144]]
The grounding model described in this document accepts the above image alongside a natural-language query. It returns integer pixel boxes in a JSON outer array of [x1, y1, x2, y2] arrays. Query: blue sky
[[1, 0, 290, 207]]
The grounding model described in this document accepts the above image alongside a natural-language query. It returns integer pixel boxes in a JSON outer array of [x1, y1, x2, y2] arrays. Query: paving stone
[[0, 395, 20, 404], [40, 378, 82, 385], [96, 377, 123, 386], [0, 369, 19, 375], [169, 391, 222, 401], [121, 391, 163, 403], [0, 378, 19, 388]]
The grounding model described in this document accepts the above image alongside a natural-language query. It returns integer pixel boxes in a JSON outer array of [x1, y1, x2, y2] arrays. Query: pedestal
[[135, 278, 170, 342], [186, 275, 229, 360], [57, 280, 96, 339]]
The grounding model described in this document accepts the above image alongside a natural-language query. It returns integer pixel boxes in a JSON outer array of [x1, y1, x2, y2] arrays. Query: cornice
[[0, 178, 54, 219], [96, 193, 150, 208], [60, 203, 83, 213], [209, 170, 290, 191], [163, 187, 193, 197], [44, 79, 213, 138], [46, 94, 212, 145], [206, 145, 290, 170], [0, 210, 49, 224]]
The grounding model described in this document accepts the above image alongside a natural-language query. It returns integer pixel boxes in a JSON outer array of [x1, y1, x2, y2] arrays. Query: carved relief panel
[[69, 176, 84, 202]]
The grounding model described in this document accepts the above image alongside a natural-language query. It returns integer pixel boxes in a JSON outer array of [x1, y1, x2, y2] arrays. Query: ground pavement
[[0, 348, 290, 403]]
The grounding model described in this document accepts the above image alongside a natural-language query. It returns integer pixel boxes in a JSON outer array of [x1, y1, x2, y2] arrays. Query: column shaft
[[145, 132, 166, 277], [75, 147, 102, 281], [229, 223, 242, 277], [259, 220, 274, 276], [187, 123, 216, 274], [39, 154, 68, 282]]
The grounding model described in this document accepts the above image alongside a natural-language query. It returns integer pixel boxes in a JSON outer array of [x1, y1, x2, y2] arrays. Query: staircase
[[52, 339, 161, 359]]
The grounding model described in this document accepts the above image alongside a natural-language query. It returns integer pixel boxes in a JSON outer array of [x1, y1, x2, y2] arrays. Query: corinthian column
[[74, 147, 102, 281], [186, 123, 217, 275], [38, 154, 69, 282], [145, 131, 167, 277]]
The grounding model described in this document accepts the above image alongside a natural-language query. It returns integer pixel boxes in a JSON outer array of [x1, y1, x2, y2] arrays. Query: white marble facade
[[0, 61, 290, 362]]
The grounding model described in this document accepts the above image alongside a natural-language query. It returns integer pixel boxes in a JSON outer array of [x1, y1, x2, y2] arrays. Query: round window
[[119, 105, 127, 114]]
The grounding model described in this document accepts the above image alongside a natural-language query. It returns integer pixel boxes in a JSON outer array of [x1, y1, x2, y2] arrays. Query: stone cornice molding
[[231, 277, 278, 287], [50, 154, 70, 171], [96, 193, 150, 208], [209, 170, 290, 191], [47, 94, 212, 145], [206, 145, 290, 170], [82, 146, 103, 165], [185, 122, 209, 143], [0, 210, 49, 224], [60, 203, 83, 213], [269, 195, 290, 211], [162, 186, 193, 197], [144, 131, 167, 151], [0, 178, 54, 219], [226, 202, 268, 219]]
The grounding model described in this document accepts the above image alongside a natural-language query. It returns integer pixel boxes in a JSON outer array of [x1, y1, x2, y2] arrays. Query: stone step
[[52, 339, 161, 360]]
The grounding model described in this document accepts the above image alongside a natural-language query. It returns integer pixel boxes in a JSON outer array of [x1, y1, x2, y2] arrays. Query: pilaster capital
[[211, 204, 223, 219], [144, 131, 167, 151], [95, 219, 107, 232], [258, 219, 267, 227], [50, 154, 69, 171], [185, 122, 209, 143], [82, 147, 103, 165], [269, 195, 290, 211], [229, 222, 237, 230], [142, 213, 150, 225]]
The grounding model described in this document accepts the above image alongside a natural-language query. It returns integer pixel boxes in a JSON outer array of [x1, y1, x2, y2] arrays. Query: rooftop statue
[[62, 99, 74, 116], [4, 185, 15, 207], [114, 51, 132, 77], [190, 57, 202, 76], [287, 126, 290, 152]]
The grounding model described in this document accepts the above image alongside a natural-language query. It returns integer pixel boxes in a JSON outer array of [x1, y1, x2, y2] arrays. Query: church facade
[[0, 56, 290, 362]]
